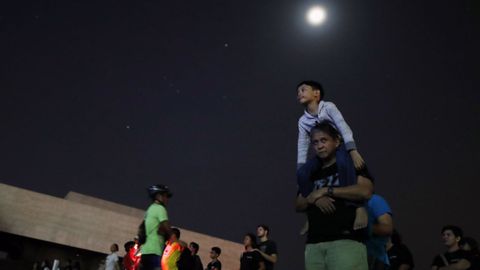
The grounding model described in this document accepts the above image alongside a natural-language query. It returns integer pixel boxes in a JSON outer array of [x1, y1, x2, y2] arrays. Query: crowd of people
[[34, 80, 477, 270], [99, 184, 278, 270], [293, 80, 479, 270], [112, 80, 477, 270]]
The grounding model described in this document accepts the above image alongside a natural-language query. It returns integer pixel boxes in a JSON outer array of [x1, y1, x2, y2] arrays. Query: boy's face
[[209, 250, 218, 259], [297, 84, 320, 105]]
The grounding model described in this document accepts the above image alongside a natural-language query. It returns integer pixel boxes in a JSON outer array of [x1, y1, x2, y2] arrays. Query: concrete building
[[0, 183, 243, 269]]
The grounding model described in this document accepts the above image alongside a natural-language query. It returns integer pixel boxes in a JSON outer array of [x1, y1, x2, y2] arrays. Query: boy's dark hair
[[441, 225, 463, 238], [310, 121, 341, 140], [124, 241, 135, 252], [211, 247, 221, 255], [190, 242, 199, 252], [297, 80, 325, 100], [257, 224, 270, 235], [460, 237, 479, 253], [172, 228, 181, 239], [245, 233, 258, 249]]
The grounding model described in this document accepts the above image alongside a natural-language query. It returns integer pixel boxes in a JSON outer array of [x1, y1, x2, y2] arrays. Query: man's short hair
[[310, 121, 341, 141], [172, 228, 181, 239], [257, 224, 270, 235], [211, 247, 221, 255], [190, 242, 199, 252], [441, 225, 463, 238], [297, 80, 325, 100]]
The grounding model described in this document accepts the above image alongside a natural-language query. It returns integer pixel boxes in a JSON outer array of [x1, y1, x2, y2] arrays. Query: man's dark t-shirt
[[387, 244, 414, 270], [192, 254, 203, 270], [432, 249, 471, 267], [258, 240, 277, 270], [206, 260, 222, 270], [240, 250, 262, 270], [306, 163, 372, 243]]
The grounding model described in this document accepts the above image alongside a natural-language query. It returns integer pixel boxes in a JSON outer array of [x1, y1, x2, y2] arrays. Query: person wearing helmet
[[140, 184, 173, 270]]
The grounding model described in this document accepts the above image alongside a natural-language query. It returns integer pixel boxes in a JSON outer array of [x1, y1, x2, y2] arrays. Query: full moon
[[306, 6, 327, 26]]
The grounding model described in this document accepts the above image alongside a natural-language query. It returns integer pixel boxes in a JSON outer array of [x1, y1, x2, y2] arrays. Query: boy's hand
[[353, 207, 368, 230], [350, 150, 365, 169]]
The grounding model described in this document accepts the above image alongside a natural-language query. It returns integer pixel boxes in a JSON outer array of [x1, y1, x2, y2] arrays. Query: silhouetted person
[[387, 230, 414, 270], [239, 233, 265, 270], [255, 225, 277, 270], [189, 242, 203, 270], [206, 247, 222, 270], [140, 184, 173, 270], [431, 225, 471, 270]]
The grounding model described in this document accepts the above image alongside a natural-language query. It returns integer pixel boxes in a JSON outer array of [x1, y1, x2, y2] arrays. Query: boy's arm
[[324, 102, 356, 150], [325, 102, 365, 168], [297, 120, 310, 168]]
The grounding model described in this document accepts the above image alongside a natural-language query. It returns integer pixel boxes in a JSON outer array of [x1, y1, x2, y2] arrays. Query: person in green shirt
[[140, 184, 173, 270]]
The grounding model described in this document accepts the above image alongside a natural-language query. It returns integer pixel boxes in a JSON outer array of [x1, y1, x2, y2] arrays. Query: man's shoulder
[[147, 203, 167, 214], [449, 249, 470, 258], [262, 239, 277, 246]]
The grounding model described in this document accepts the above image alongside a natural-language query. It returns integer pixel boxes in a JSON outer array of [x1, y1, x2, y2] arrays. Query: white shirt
[[297, 100, 356, 165], [105, 252, 119, 270]]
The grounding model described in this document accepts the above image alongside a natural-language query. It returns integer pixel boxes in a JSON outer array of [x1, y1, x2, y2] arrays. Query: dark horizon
[[1, 1, 479, 269]]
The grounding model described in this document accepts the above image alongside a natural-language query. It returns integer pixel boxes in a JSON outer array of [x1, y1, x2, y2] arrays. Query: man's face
[[189, 245, 196, 254], [257, 227, 266, 238], [311, 131, 339, 160], [297, 84, 320, 105], [442, 230, 459, 247], [156, 193, 169, 205]]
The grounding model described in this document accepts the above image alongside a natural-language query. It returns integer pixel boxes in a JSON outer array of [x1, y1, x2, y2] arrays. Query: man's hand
[[353, 207, 368, 230], [307, 188, 327, 204], [314, 197, 336, 214], [350, 150, 365, 169]]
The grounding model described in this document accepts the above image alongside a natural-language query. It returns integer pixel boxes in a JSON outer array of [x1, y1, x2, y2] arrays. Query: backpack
[[137, 220, 147, 245]]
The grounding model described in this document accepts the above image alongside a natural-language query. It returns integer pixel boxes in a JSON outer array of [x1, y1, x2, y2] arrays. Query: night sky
[[1, 1, 479, 269]]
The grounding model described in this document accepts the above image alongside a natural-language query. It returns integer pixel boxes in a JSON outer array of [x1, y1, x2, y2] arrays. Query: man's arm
[[438, 260, 471, 270], [372, 213, 393, 236], [295, 194, 308, 212], [158, 220, 172, 238], [398, 264, 412, 270], [255, 250, 277, 264], [307, 175, 373, 203], [258, 260, 266, 270]]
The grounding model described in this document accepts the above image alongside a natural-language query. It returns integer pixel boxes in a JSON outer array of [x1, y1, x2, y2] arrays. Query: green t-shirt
[[141, 203, 168, 255]]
